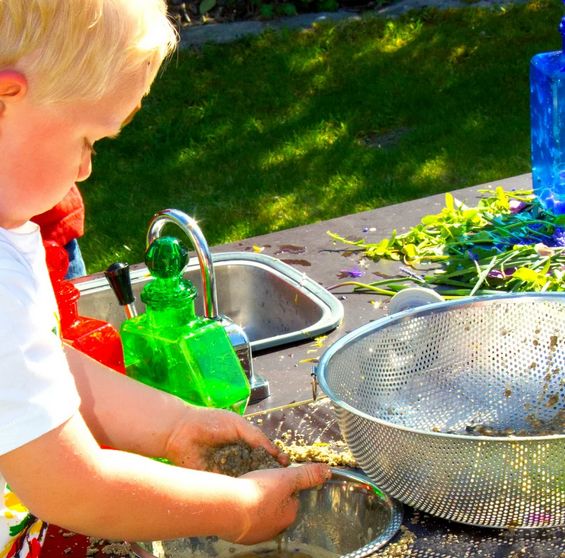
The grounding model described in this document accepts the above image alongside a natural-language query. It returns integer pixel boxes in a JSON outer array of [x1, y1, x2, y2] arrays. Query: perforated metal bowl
[[316, 293, 565, 529]]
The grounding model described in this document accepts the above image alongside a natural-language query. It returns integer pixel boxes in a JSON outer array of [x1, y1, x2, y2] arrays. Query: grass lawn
[[81, 0, 560, 273]]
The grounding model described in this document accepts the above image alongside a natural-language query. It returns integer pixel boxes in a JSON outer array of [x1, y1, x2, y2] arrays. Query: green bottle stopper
[[120, 236, 250, 414]]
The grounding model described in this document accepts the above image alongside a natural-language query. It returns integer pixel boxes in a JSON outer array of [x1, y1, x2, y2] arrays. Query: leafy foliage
[[168, 0, 341, 24], [329, 187, 565, 297]]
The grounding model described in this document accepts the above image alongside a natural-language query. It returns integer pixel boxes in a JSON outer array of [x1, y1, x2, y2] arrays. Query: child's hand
[[227, 463, 332, 545], [164, 405, 289, 470]]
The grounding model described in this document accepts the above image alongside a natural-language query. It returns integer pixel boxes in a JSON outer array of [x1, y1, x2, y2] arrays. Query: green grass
[[82, 0, 561, 273]]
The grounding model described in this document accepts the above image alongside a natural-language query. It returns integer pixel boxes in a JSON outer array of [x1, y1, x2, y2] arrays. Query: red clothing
[[31, 185, 85, 246]]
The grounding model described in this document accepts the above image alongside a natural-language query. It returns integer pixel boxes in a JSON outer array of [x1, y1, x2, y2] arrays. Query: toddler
[[0, 1, 330, 556]]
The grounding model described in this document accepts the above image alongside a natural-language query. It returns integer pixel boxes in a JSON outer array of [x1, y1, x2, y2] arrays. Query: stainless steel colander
[[315, 293, 565, 529]]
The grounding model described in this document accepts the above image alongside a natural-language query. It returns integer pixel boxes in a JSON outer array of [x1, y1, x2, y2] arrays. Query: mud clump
[[275, 437, 356, 467], [206, 441, 282, 477]]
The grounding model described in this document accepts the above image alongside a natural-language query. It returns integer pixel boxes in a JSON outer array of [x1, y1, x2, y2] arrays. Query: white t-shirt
[[0, 222, 80, 557]]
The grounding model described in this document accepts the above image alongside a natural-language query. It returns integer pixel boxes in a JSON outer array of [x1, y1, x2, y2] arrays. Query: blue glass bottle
[[530, 10, 565, 214]]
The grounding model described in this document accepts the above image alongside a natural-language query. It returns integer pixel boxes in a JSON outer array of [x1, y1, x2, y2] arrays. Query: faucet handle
[[146, 209, 218, 319], [105, 262, 138, 319]]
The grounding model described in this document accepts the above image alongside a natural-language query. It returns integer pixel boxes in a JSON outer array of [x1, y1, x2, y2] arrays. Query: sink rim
[[74, 251, 343, 351]]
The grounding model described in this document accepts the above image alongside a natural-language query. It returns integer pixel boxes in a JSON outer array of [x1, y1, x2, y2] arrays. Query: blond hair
[[0, 0, 178, 104]]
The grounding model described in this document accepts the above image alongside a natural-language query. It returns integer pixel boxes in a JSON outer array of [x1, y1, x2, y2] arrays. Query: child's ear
[[0, 70, 28, 101]]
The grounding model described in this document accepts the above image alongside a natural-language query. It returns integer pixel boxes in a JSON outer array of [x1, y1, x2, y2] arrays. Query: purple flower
[[487, 268, 516, 279], [487, 269, 505, 279], [338, 266, 364, 279], [549, 227, 565, 247], [509, 199, 528, 214]]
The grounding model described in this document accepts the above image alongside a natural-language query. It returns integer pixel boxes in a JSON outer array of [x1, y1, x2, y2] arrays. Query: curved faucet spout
[[146, 209, 218, 319]]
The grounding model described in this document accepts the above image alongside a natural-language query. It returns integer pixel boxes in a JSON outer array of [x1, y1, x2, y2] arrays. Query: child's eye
[[84, 138, 97, 155]]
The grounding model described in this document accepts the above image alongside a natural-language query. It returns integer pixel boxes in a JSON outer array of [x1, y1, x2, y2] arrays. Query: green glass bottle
[[120, 236, 250, 414]]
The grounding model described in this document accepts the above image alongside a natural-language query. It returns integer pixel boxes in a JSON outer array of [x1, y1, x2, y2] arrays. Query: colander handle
[[388, 287, 443, 315], [311, 368, 319, 401]]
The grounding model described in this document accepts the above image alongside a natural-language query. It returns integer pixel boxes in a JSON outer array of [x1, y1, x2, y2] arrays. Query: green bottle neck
[[141, 276, 198, 328], [146, 301, 197, 328]]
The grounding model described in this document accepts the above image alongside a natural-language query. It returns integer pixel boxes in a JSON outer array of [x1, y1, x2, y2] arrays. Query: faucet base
[[220, 315, 270, 404], [249, 373, 270, 404]]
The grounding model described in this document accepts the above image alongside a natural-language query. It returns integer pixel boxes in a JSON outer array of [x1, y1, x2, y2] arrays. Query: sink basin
[[75, 251, 343, 351]]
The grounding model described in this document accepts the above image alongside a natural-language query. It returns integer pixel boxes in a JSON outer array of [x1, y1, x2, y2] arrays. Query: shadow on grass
[[82, 0, 557, 272]]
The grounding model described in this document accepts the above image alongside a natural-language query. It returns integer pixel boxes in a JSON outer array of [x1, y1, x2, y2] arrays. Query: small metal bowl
[[133, 468, 403, 558]]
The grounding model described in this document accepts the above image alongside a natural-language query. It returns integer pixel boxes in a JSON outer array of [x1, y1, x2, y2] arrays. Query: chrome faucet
[[147, 209, 218, 319], [146, 209, 270, 404]]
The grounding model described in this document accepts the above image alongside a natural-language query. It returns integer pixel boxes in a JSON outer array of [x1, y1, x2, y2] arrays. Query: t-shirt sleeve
[[0, 279, 80, 456]]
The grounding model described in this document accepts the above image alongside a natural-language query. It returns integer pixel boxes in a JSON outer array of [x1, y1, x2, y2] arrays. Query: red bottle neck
[[55, 281, 81, 332]]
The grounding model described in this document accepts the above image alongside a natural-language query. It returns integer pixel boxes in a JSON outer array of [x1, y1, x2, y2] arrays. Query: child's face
[[0, 70, 148, 229]]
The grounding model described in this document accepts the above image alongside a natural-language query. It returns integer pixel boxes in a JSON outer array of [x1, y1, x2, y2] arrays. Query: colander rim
[[316, 292, 565, 442]]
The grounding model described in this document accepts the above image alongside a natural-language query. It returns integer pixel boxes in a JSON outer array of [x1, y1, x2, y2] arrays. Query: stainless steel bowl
[[316, 292, 565, 529], [132, 468, 402, 558]]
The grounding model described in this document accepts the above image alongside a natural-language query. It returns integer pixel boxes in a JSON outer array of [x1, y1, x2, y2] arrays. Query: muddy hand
[[228, 463, 331, 545], [164, 405, 288, 470]]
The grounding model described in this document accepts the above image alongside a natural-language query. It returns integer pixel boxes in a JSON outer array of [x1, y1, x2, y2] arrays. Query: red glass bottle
[[44, 241, 125, 373]]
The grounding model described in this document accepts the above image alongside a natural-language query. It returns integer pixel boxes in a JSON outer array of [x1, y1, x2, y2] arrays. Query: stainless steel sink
[[74, 251, 343, 352]]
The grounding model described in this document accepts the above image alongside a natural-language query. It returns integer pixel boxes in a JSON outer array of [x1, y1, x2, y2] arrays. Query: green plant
[[329, 187, 565, 296], [199, 0, 217, 14], [259, 2, 274, 16], [318, 0, 338, 10], [194, 0, 337, 20]]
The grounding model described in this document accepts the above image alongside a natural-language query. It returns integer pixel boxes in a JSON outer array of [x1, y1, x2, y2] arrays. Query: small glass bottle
[[530, 7, 565, 214], [44, 241, 125, 372], [120, 236, 250, 414]]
